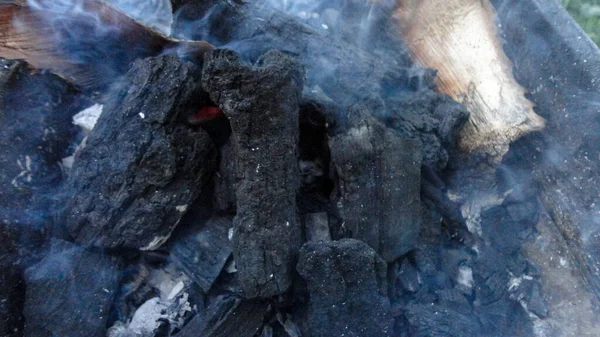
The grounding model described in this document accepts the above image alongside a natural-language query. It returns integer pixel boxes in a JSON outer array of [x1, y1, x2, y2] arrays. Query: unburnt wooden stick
[[0, 0, 213, 90], [390, 0, 545, 160]]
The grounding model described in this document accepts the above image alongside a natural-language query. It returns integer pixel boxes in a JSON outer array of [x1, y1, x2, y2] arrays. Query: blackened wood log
[[202, 49, 303, 298], [23, 239, 121, 337], [329, 117, 422, 262], [297, 239, 393, 337], [177, 296, 268, 337], [64, 54, 217, 250], [0, 0, 213, 91]]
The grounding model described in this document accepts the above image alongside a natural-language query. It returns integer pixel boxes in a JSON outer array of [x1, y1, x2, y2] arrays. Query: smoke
[[105, 0, 173, 35]]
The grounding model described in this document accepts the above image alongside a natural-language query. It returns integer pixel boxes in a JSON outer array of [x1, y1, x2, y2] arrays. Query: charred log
[[202, 49, 304, 298], [329, 116, 422, 262], [64, 54, 217, 250]]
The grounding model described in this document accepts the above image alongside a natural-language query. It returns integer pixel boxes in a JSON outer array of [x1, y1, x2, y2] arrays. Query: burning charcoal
[[297, 239, 393, 337], [177, 296, 268, 337], [171, 223, 232, 293], [23, 239, 121, 337], [64, 54, 217, 250], [303, 212, 331, 242], [202, 49, 303, 298], [329, 116, 422, 261]]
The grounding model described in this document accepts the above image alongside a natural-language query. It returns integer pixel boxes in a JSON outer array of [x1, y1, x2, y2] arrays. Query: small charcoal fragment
[[329, 117, 422, 261], [297, 239, 393, 337], [177, 296, 268, 337], [171, 223, 232, 293], [64, 54, 217, 249], [202, 49, 304, 298], [23, 239, 121, 337]]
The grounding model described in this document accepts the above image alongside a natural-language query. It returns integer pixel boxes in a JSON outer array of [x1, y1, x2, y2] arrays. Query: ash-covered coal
[[63, 54, 217, 250]]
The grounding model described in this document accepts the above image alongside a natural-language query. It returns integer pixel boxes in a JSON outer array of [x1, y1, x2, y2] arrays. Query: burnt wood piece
[[64, 54, 217, 250], [23, 239, 121, 337], [329, 117, 422, 261], [297, 239, 393, 337], [177, 296, 268, 337], [171, 223, 232, 293], [202, 49, 304, 298]]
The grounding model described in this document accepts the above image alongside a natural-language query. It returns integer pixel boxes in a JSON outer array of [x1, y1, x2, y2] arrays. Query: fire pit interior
[[1, 0, 599, 336]]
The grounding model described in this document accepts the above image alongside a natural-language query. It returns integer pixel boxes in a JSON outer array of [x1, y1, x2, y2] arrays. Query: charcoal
[[202, 49, 303, 298], [302, 212, 331, 242], [329, 116, 422, 261], [177, 296, 268, 337], [404, 303, 481, 337], [0, 58, 86, 231], [297, 239, 393, 337], [171, 221, 232, 293], [64, 54, 217, 249], [23, 239, 121, 337], [0, 264, 24, 337]]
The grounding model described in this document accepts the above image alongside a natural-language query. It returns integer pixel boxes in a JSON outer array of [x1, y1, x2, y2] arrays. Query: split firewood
[[390, 0, 546, 160], [0, 0, 213, 90]]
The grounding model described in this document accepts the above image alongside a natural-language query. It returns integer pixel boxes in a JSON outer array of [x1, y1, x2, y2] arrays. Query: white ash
[[73, 104, 103, 133], [146, 262, 190, 301], [456, 265, 474, 290]]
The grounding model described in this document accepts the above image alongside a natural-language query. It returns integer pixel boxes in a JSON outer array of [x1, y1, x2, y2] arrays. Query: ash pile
[[0, 0, 551, 337]]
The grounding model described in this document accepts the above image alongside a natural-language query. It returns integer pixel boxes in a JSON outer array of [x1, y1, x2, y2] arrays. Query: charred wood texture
[[202, 49, 304, 298], [329, 117, 422, 261], [177, 296, 268, 337], [64, 54, 217, 250], [23, 239, 121, 337], [297, 239, 393, 337], [171, 218, 232, 293]]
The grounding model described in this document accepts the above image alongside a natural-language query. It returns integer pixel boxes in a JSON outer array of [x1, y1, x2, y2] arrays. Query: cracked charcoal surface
[[297, 239, 393, 337], [64, 54, 217, 249], [329, 116, 422, 261], [23, 239, 121, 337], [202, 49, 304, 298]]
